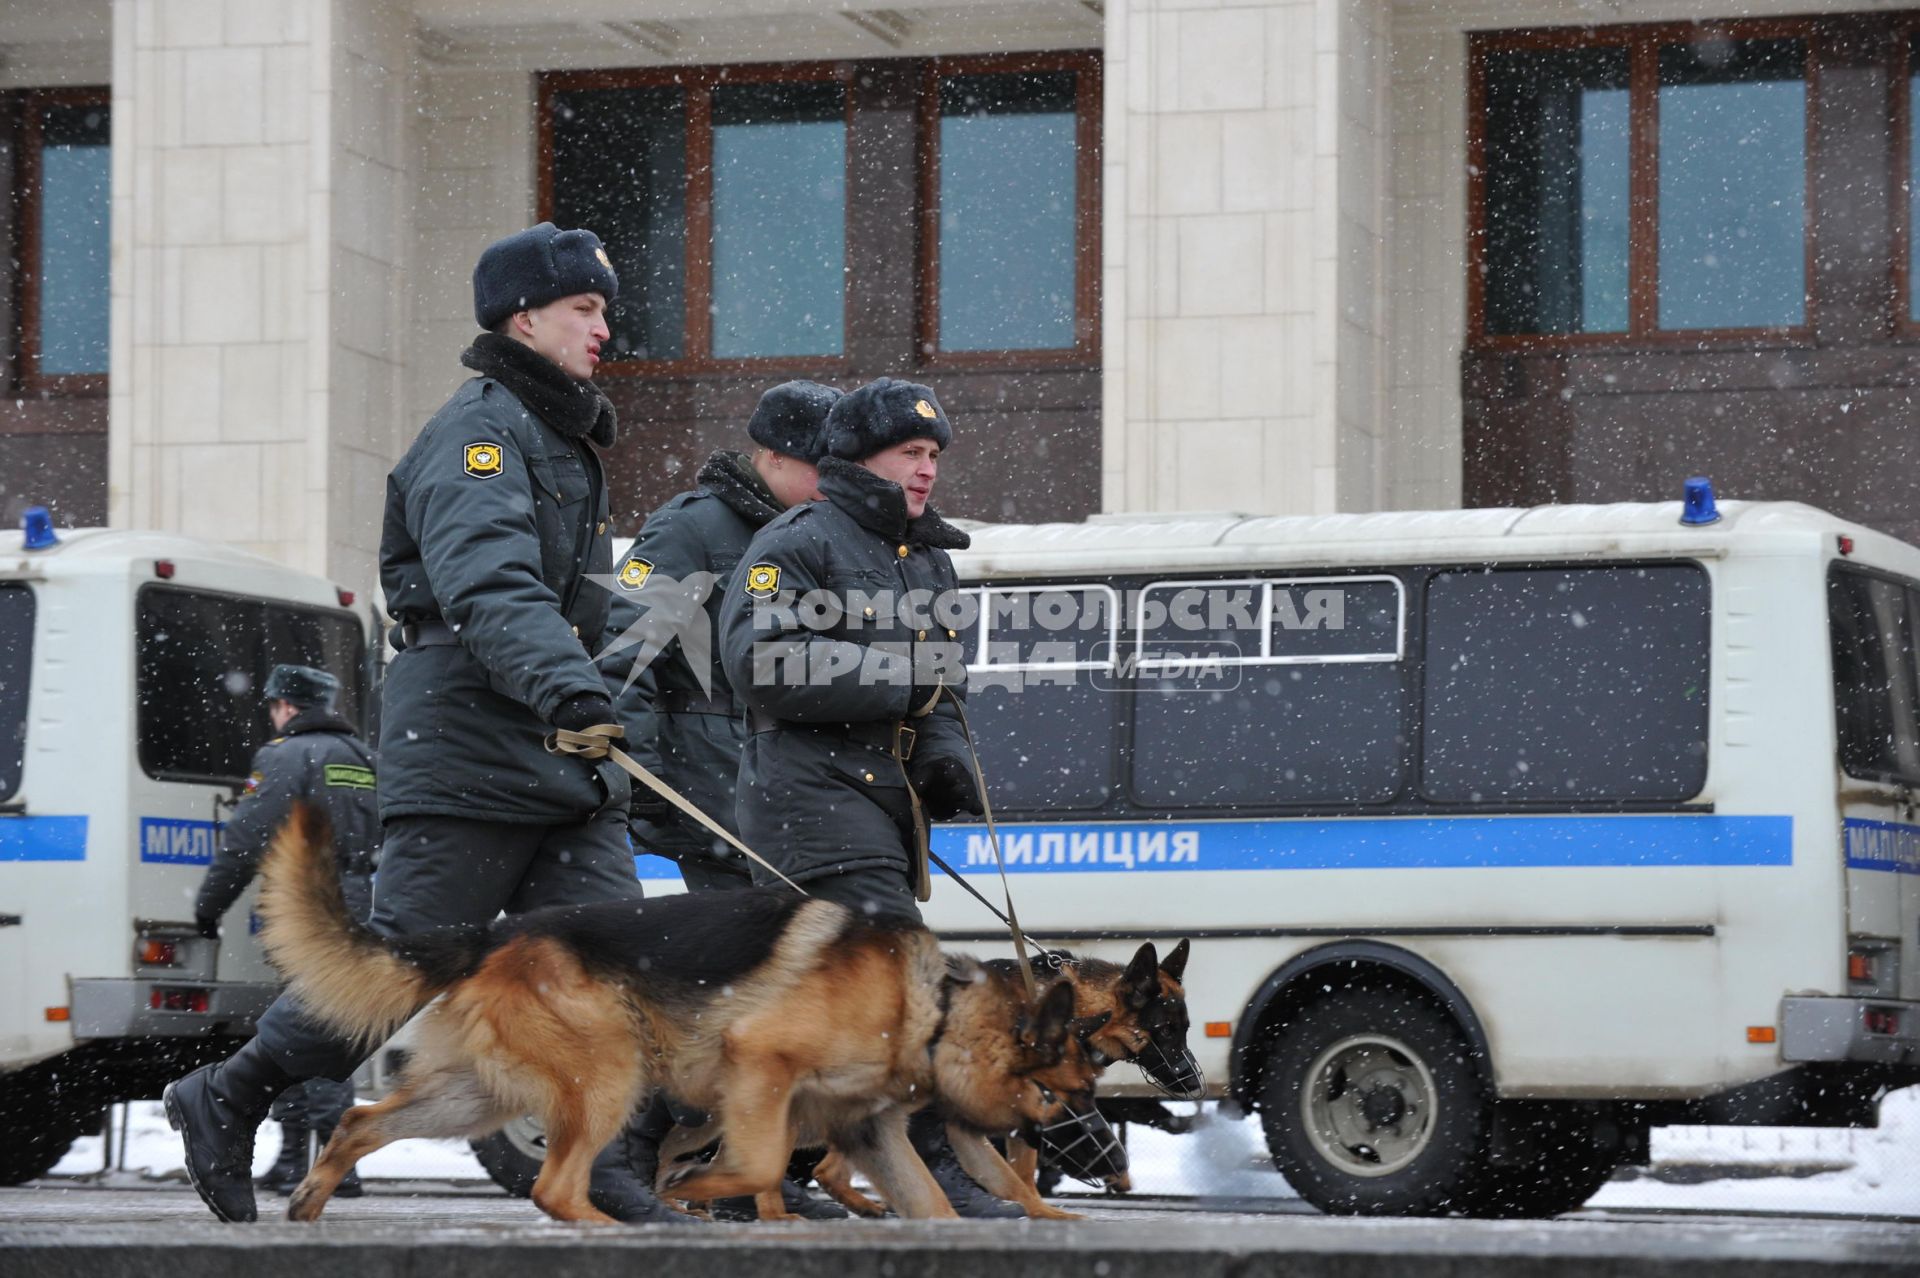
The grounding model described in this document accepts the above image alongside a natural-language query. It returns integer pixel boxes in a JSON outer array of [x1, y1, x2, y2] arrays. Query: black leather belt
[[747, 708, 915, 760], [657, 690, 734, 716], [398, 618, 460, 648]]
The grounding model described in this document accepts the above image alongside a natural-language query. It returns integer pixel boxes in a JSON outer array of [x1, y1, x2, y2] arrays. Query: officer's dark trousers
[[249, 807, 641, 1080], [675, 855, 754, 895]]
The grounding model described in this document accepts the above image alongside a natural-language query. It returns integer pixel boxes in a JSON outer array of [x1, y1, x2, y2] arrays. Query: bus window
[[0, 584, 32, 803], [1828, 568, 1920, 787], [1129, 576, 1408, 808], [1422, 564, 1709, 804], [965, 585, 1117, 811], [137, 587, 364, 785]]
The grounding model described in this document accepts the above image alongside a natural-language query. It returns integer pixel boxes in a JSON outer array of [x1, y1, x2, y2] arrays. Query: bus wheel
[[1464, 1104, 1623, 1218], [0, 1107, 97, 1186], [470, 1116, 546, 1198], [1258, 987, 1489, 1215]]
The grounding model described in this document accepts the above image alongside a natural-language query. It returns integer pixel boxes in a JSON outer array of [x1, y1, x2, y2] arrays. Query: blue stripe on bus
[[1843, 817, 1920, 876], [932, 814, 1794, 874], [137, 817, 221, 865], [0, 816, 88, 861]]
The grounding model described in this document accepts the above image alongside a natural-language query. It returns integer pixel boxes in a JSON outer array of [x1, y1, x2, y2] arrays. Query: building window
[[921, 55, 1099, 360], [541, 55, 1099, 375], [17, 90, 111, 388], [1471, 24, 1810, 345], [544, 66, 849, 369]]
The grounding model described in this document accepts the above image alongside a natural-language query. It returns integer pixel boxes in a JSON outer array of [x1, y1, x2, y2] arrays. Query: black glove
[[551, 692, 616, 733], [195, 914, 221, 941], [909, 754, 983, 821]]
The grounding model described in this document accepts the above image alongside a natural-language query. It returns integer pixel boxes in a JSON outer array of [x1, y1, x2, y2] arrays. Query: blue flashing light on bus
[[21, 506, 58, 550], [1680, 476, 1721, 526]]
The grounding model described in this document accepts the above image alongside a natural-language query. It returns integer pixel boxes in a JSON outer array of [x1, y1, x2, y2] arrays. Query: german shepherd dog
[[812, 940, 1198, 1221], [254, 804, 1113, 1224]]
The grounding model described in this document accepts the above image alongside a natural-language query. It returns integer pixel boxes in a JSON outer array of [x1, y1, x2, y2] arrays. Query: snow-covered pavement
[[51, 1086, 1920, 1219]]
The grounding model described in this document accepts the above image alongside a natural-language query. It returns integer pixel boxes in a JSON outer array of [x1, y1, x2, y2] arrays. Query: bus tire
[[1257, 987, 1489, 1215], [0, 1107, 97, 1186], [470, 1116, 546, 1198], [1464, 1104, 1623, 1218]]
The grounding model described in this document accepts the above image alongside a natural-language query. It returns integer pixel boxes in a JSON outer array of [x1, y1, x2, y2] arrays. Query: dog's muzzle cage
[[1137, 1035, 1206, 1099], [1032, 1091, 1129, 1185]]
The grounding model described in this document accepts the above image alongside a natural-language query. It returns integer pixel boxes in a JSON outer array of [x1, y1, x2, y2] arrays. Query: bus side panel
[[3, 571, 133, 1068]]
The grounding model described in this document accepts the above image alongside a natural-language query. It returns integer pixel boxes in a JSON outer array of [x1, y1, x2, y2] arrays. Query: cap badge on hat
[[595, 246, 612, 270], [743, 564, 781, 600], [464, 442, 504, 478], [914, 399, 937, 419], [618, 556, 653, 592]]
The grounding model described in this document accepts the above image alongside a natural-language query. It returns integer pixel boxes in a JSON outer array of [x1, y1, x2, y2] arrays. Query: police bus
[[921, 487, 1920, 1217], [0, 512, 371, 1184]]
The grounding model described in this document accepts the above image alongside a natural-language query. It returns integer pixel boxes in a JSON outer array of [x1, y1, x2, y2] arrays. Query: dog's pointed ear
[[1025, 979, 1080, 1051], [1123, 942, 1160, 1010], [1160, 939, 1191, 984]]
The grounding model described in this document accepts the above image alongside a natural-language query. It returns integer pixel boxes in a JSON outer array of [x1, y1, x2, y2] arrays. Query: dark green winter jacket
[[196, 708, 378, 925], [718, 457, 975, 883], [600, 451, 783, 865], [376, 335, 626, 823]]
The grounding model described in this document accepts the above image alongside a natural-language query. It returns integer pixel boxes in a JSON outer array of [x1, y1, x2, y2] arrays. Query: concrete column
[[1101, 0, 1389, 517], [108, 0, 413, 592]]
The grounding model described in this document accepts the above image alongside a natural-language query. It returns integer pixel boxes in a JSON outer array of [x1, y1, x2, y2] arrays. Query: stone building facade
[[2, 0, 1916, 593]]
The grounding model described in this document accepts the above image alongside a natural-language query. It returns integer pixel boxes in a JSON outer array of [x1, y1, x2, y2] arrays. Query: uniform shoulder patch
[[743, 563, 781, 600], [618, 556, 654, 593], [323, 764, 376, 791], [464, 442, 505, 478], [245, 770, 264, 793]]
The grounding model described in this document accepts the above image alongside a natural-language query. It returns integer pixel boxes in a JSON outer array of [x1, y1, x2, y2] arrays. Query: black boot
[[163, 1043, 295, 1223], [588, 1109, 699, 1225], [257, 1121, 309, 1196], [907, 1110, 1022, 1219]]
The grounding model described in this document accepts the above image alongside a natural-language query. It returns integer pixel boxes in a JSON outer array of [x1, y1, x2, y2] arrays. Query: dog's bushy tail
[[258, 802, 492, 1048]]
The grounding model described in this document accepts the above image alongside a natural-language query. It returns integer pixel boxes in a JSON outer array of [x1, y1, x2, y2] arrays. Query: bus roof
[[950, 499, 1916, 578], [0, 526, 351, 610]]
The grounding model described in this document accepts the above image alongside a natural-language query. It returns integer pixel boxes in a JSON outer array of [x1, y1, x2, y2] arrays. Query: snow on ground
[[55, 1086, 1920, 1217]]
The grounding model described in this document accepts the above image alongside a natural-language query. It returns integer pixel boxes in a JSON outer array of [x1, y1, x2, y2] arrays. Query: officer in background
[[598, 381, 848, 1222], [718, 378, 1014, 1217], [602, 381, 839, 893], [192, 664, 377, 1199], [166, 223, 687, 1226]]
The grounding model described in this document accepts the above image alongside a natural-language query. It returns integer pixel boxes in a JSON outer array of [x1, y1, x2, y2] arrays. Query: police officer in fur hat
[[718, 378, 1019, 1217], [166, 223, 690, 1226], [191, 665, 378, 1200], [598, 380, 850, 1223], [603, 381, 840, 895]]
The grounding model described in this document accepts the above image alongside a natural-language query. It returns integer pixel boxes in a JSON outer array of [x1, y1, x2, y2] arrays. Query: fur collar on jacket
[[283, 707, 358, 739], [697, 450, 783, 528], [460, 332, 617, 447], [817, 456, 970, 550]]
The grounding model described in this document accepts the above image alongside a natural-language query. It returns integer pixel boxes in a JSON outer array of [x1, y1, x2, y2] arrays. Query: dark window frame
[[133, 583, 367, 787], [536, 61, 856, 378], [1467, 20, 1819, 352], [12, 85, 111, 396], [915, 51, 1103, 370], [1893, 18, 1920, 338]]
